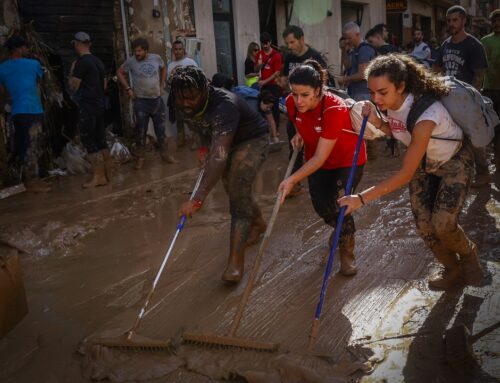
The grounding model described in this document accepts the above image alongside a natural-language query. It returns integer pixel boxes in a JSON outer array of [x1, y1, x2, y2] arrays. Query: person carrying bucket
[[338, 54, 484, 290], [278, 60, 367, 276], [173, 66, 270, 283]]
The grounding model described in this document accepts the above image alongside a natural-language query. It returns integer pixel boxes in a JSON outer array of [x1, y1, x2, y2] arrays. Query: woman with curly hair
[[338, 54, 484, 290]]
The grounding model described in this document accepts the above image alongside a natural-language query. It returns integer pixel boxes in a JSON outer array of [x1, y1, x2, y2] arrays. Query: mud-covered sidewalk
[[0, 143, 499, 383]]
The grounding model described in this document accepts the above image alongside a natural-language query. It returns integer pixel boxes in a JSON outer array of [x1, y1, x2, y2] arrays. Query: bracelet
[[357, 193, 366, 205], [192, 199, 203, 208]]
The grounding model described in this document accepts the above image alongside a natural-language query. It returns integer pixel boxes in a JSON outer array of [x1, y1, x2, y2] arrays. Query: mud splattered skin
[[409, 140, 475, 259]]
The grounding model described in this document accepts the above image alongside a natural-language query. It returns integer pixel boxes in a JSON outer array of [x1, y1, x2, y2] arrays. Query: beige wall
[[193, 0, 217, 77], [233, 1, 260, 85]]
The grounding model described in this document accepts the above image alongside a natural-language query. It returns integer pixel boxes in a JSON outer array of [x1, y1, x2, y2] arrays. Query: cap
[[72, 31, 91, 44], [4, 35, 27, 50]]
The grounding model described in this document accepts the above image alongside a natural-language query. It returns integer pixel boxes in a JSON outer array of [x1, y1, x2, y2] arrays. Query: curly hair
[[365, 54, 450, 99], [170, 65, 208, 95]]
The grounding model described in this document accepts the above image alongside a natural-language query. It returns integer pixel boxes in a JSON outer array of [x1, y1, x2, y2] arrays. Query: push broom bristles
[[183, 331, 279, 352], [92, 332, 174, 353]]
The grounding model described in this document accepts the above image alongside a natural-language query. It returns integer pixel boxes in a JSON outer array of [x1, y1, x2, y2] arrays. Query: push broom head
[[91, 332, 174, 353], [182, 331, 279, 352]]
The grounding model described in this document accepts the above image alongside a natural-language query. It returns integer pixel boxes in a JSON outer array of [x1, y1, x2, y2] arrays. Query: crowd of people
[[0, 5, 499, 290]]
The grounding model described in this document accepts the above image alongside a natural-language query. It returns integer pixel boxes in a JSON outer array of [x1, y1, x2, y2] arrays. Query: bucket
[[0, 253, 28, 339]]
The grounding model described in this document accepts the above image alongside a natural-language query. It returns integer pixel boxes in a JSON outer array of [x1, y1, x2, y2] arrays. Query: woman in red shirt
[[279, 60, 367, 275]]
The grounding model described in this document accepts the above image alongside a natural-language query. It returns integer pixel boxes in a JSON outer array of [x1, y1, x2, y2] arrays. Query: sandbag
[[0, 252, 28, 339]]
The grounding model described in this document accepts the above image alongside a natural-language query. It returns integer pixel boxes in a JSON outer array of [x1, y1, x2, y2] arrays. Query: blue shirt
[[0, 58, 44, 115], [347, 42, 375, 97]]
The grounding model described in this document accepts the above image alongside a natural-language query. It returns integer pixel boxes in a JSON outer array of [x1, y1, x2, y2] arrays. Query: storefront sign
[[386, 0, 407, 12]]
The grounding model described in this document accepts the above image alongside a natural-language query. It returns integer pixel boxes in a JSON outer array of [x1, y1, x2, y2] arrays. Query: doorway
[[212, 0, 237, 81]]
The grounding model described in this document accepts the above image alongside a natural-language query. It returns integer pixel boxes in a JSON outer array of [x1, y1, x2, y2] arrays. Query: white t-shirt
[[387, 93, 462, 173], [167, 56, 198, 78], [411, 42, 431, 61]]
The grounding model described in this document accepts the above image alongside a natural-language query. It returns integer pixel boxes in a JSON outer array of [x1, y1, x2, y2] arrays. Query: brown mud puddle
[[1, 143, 499, 382]]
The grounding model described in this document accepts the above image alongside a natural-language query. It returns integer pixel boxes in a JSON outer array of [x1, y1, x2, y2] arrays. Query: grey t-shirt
[[122, 53, 164, 99]]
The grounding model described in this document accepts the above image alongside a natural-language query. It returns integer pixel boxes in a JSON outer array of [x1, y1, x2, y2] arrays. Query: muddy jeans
[[133, 97, 166, 154], [308, 165, 364, 237], [12, 114, 43, 181], [222, 134, 269, 242], [409, 141, 475, 263]]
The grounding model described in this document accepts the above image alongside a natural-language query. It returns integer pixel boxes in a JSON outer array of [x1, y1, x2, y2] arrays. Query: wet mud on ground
[[0, 142, 499, 383]]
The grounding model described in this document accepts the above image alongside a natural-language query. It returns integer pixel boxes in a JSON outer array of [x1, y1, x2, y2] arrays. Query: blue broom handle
[[314, 116, 368, 320]]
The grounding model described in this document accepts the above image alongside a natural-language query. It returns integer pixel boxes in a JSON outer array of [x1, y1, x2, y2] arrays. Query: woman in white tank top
[[338, 54, 484, 290]]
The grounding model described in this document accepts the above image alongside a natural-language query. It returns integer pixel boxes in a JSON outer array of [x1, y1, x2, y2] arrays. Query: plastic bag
[[110, 139, 132, 164], [61, 142, 91, 174]]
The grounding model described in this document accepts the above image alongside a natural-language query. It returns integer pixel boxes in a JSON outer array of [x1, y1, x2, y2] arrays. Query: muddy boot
[[160, 139, 179, 164], [246, 212, 267, 246], [222, 227, 247, 283], [428, 252, 464, 290], [101, 149, 114, 181], [25, 179, 51, 193], [338, 234, 357, 276], [460, 243, 484, 286], [82, 153, 108, 188]]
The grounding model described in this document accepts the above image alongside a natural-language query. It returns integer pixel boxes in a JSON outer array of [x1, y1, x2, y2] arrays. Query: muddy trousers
[[222, 135, 269, 250], [308, 165, 364, 241], [12, 113, 44, 181], [409, 141, 475, 269], [133, 97, 166, 155]]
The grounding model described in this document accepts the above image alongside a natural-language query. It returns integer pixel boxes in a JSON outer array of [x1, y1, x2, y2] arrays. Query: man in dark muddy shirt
[[173, 66, 269, 283]]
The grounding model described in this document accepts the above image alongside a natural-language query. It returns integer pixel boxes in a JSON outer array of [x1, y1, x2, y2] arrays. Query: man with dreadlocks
[[173, 66, 270, 283]]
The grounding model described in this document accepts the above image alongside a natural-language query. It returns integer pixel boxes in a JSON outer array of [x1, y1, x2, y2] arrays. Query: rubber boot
[[221, 225, 247, 283], [246, 212, 267, 246], [161, 139, 179, 164], [82, 153, 108, 188], [25, 179, 51, 193], [338, 234, 357, 276], [101, 149, 114, 182], [428, 252, 464, 290], [460, 243, 484, 286]]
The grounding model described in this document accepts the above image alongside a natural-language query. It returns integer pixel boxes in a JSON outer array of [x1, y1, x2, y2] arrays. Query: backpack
[[232, 85, 260, 112], [407, 76, 499, 147]]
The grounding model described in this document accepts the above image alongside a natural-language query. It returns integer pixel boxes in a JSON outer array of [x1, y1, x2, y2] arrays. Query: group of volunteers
[[172, 5, 498, 292]]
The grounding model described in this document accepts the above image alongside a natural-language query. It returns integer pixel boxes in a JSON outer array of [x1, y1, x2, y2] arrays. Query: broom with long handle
[[308, 116, 368, 351], [182, 149, 299, 351], [92, 168, 205, 352]]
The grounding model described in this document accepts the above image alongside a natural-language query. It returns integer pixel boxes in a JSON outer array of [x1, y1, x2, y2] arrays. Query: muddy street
[[0, 144, 499, 383]]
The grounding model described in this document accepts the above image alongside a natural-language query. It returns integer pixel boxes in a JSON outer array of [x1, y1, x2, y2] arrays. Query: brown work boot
[[25, 179, 51, 193], [82, 153, 108, 188], [338, 234, 357, 276], [460, 243, 484, 286], [472, 173, 490, 188], [428, 267, 464, 290], [246, 213, 267, 246], [222, 226, 247, 283], [101, 149, 114, 181]]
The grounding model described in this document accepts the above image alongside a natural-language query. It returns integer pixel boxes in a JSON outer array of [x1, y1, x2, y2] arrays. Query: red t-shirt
[[286, 92, 367, 169], [256, 48, 282, 85]]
